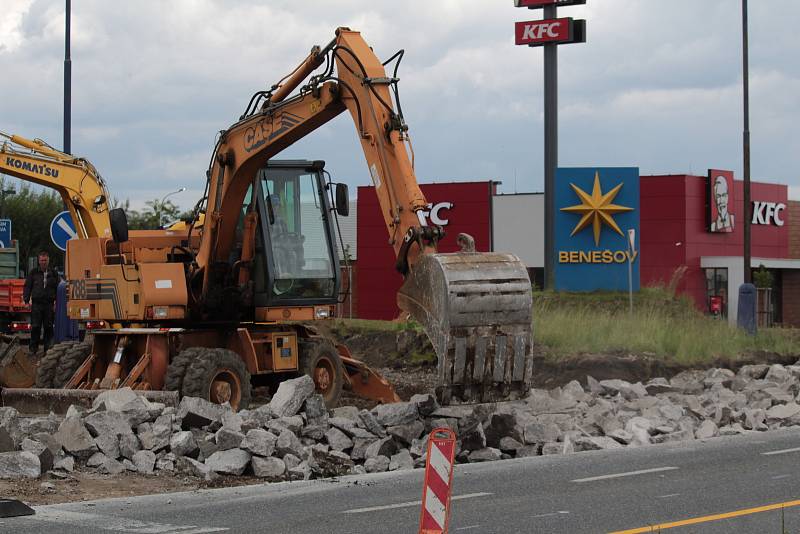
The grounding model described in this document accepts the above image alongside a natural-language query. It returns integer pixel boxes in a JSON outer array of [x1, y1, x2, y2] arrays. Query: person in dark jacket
[[23, 251, 59, 354]]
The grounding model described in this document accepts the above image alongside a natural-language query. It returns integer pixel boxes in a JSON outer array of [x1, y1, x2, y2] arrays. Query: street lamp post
[[158, 187, 186, 227], [742, 0, 751, 284]]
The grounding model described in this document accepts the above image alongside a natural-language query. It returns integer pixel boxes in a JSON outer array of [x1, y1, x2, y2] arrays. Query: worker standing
[[23, 251, 59, 355]]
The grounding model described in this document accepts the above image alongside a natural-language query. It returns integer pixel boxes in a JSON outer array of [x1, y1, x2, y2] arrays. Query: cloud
[[0, 0, 797, 205]]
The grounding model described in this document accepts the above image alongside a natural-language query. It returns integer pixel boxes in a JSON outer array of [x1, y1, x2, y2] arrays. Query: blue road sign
[[50, 211, 77, 252], [0, 219, 10, 248]]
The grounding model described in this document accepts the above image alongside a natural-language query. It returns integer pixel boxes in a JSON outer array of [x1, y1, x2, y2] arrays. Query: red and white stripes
[[419, 428, 457, 534]]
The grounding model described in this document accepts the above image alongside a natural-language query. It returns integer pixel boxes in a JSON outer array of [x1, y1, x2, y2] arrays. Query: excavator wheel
[[181, 348, 251, 410], [299, 340, 343, 408], [34, 342, 77, 388], [164, 347, 207, 394], [54, 342, 92, 387]]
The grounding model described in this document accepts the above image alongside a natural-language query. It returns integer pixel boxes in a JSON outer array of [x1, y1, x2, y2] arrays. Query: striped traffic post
[[419, 428, 457, 534]]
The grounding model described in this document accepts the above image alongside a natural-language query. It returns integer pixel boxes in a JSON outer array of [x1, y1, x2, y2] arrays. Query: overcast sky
[[1, 0, 798, 210]]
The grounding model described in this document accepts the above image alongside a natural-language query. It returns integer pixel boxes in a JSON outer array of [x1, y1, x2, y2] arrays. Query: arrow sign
[[50, 211, 78, 251]]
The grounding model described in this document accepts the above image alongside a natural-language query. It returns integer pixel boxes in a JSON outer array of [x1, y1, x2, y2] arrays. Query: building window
[[705, 268, 728, 318]]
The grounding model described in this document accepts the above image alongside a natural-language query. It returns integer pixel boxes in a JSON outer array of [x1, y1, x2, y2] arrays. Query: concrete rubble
[[4, 360, 800, 481]]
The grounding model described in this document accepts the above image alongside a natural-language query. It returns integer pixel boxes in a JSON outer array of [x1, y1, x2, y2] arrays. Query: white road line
[[342, 492, 492, 514], [658, 493, 681, 499], [455, 526, 482, 531], [27, 510, 227, 533], [762, 447, 800, 456], [772, 474, 792, 480], [571, 466, 679, 483], [531, 511, 570, 519]]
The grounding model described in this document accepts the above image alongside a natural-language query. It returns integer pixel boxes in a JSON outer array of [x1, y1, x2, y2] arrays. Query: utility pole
[[742, 0, 751, 284], [543, 3, 557, 290], [64, 0, 71, 155], [513, 0, 585, 290]]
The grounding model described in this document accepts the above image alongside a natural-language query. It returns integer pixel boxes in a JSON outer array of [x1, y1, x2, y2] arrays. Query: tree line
[[0, 179, 189, 274]]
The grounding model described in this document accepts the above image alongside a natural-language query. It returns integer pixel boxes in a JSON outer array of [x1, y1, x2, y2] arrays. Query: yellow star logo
[[561, 171, 634, 246]]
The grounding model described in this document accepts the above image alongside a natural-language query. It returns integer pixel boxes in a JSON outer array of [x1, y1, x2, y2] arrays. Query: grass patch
[[534, 288, 799, 364], [328, 318, 422, 337]]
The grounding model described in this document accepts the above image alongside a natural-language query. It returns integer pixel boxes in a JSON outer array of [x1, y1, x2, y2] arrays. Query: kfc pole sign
[[514, 0, 586, 7], [515, 18, 573, 45]]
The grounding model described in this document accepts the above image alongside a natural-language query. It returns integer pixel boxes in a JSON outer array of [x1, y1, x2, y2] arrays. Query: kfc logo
[[752, 201, 786, 226], [515, 18, 572, 45], [417, 202, 453, 227], [708, 170, 735, 233]]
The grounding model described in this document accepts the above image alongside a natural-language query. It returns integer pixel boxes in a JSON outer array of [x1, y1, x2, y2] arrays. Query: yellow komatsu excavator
[[1, 27, 533, 413]]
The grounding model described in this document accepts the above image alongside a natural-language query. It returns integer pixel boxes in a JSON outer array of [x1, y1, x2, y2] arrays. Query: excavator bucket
[[0, 338, 36, 389], [398, 252, 533, 404]]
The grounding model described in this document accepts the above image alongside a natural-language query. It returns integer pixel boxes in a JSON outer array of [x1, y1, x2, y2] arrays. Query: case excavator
[[0, 28, 533, 413]]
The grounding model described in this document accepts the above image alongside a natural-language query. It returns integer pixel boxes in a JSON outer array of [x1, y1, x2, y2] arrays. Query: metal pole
[[64, 0, 71, 155], [628, 256, 633, 315], [742, 0, 751, 284], [543, 3, 558, 289]]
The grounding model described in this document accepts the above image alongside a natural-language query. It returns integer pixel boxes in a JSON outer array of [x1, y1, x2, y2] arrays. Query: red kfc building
[[355, 181, 496, 320], [348, 172, 799, 328], [640, 173, 792, 325]]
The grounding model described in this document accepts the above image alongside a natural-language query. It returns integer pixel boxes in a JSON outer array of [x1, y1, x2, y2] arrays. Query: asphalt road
[[3, 428, 800, 533]]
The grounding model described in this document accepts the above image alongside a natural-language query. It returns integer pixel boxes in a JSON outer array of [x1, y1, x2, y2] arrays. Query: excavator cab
[[251, 160, 341, 307]]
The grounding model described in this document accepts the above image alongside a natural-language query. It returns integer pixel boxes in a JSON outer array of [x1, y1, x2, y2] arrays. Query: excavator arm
[[0, 133, 112, 239], [196, 28, 534, 404]]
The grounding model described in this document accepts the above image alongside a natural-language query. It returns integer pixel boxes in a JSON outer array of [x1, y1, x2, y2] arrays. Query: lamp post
[[742, 0, 751, 284], [158, 187, 186, 227]]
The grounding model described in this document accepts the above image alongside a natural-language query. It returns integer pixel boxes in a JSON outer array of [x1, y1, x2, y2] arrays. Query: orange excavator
[[1, 27, 533, 412]]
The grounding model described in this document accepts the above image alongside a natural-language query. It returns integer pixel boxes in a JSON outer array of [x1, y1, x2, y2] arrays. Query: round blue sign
[[50, 211, 77, 252]]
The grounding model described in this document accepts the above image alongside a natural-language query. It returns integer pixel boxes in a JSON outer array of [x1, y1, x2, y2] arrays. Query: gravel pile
[[1, 360, 799, 481]]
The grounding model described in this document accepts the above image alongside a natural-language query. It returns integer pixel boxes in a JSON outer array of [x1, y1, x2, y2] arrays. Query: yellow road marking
[[610, 498, 800, 533]]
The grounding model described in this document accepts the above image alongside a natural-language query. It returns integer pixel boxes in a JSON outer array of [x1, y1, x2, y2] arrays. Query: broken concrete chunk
[[372, 402, 419, 427], [215, 428, 245, 451], [358, 409, 387, 437], [170, 431, 198, 458], [54, 417, 97, 459], [468, 447, 503, 462], [0, 451, 40, 479], [324, 427, 354, 452], [275, 430, 304, 458], [178, 397, 227, 429], [364, 455, 390, 473], [310, 448, 354, 477], [303, 394, 328, 421], [365, 437, 398, 460], [387, 421, 424, 446], [695, 420, 718, 439], [205, 448, 251, 476], [410, 394, 439, 417], [252, 456, 286, 479], [458, 418, 486, 451], [269, 375, 315, 418], [132, 450, 157, 475], [241, 429, 278, 457], [389, 449, 414, 471]]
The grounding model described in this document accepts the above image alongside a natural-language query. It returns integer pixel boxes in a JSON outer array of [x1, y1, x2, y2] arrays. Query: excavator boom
[[196, 28, 534, 404]]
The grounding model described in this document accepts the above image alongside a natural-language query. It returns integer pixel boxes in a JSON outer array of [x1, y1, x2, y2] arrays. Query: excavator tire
[[54, 342, 92, 388], [34, 342, 76, 388], [299, 339, 343, 408], [164, 347, 207, 394], [181, 348, 251, 410]]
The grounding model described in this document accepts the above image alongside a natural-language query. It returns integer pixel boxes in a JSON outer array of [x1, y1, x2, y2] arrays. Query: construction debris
[[1, 360, 800, 481]]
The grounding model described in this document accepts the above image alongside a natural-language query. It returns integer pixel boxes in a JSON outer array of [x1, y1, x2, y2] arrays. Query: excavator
[[0, 27, 533, 413]]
